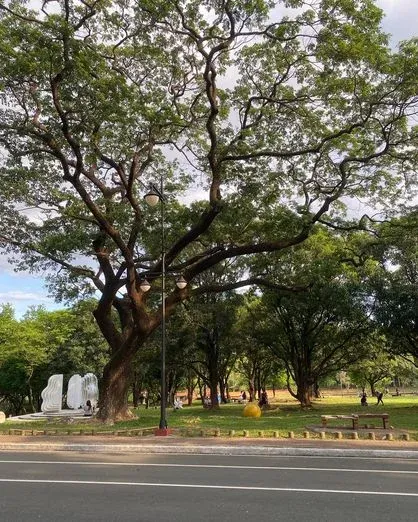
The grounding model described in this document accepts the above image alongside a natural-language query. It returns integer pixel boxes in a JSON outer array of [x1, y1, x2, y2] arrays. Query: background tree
[[183, 293, 241, 408], [0, 305, 30, 415], [349, 334, 397, 396], [1, 0, 417, 421], [372, 213, 418, 363], [0, 302, 108, 415], [258, 229, 374, 406], [235, 295, 284, 402]]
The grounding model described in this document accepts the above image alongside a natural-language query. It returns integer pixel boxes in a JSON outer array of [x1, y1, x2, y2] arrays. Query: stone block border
[[0, 427, 412, 442]]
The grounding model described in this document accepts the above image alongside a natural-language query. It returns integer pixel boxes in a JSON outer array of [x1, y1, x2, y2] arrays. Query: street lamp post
[[142, 177, 186, 435]]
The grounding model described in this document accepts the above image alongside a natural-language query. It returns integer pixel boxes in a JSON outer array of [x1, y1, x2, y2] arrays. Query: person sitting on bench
[[173, 397, 183, 410], [238, 391, 247, 403], [258, 389, 268, 408], [83, 399, 94, 416], [360, 393, 368, 406]]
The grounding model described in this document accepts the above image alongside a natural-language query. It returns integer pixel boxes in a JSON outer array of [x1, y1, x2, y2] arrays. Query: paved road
[[0, 451, 417, 521]]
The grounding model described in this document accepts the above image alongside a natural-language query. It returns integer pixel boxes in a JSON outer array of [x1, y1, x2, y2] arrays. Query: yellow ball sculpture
[[243, 403, 262, 418]]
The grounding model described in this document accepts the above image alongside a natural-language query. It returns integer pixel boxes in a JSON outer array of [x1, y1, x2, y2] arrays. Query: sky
[[1, 0, 417, 319]]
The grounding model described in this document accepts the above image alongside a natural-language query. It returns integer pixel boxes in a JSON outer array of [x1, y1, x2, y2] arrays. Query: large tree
[[0, 0, 417, 421], [179, 292, 241, 408], [256, 228, 374, 406], [235, 295, 284, 402], [348, 333, 414, 396], [372, 213, 418, 362]]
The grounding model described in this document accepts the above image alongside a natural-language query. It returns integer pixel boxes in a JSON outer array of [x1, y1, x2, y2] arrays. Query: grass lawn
[[1, 393, 418, 440]]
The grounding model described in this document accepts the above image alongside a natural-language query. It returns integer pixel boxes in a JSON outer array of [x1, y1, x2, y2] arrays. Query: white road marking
[[245, 454, 418, 462], [0, 460, 417, 474], [0, 478, 417, 496]]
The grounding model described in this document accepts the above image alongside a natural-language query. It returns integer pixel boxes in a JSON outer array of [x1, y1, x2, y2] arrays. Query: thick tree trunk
[[132, 384, 138, 408], [27, 385, 36, 413], [131, 372, 142, 408], [296, 383, 312, 407], [169, 387, 176, 407], [186, 371, 195, 405], [286, 368, 313, 408], [27, 370, 36, 413], [219, 379, 227, 403], [209, 378, 219, 409], [98, 352, 136, 423], [256, 373, 262, 401], [248, 378, 255, 402], [198, 381, 205, 406]]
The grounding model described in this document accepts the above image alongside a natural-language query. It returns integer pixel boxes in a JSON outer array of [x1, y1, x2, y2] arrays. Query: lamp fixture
[[175, 275, 187, 289], [139, 278, 151, 292], [144, 188, 161, 207]]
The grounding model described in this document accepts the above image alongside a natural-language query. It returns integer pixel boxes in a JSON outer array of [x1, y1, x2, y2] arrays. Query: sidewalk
[[1, 434, 418, 458]]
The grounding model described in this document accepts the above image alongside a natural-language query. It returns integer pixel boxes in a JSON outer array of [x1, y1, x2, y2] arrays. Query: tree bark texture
[[97, 351, 136, 422]]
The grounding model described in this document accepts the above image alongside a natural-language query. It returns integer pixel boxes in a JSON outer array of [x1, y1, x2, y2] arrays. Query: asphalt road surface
[[0, 451, 417, 521]]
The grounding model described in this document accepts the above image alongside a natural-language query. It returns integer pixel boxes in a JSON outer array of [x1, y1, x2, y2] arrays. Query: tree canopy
[[372, 212, 418, 362], [0, 0, 417, 421]]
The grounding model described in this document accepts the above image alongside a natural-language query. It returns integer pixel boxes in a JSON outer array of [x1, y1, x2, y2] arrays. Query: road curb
[[1, 442, 418, 459]]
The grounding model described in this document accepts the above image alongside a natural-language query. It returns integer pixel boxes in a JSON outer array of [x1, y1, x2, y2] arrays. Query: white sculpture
[[67, 374, 83, 409], [82, 373, 99, 408], [39, 373, 98, 415], [41, 374, 63, 412]]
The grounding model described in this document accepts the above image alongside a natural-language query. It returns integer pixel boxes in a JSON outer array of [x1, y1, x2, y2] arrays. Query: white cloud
[[377, 0, 418, 44], [0, 291, 52, 302]]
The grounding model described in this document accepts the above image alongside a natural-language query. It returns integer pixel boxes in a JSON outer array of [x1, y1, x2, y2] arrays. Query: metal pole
[[159, 175, 167, 430]]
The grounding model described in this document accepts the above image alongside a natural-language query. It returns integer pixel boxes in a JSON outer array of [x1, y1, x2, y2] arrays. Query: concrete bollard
[[273, 431, 279, 438], [214, 429, 221, 437], [243, 430, 249, 437], [320, 432, 326, 439], [402, 433, 410, 441], [303, 431, 310, 439], [386, 433, 393, 441], [229, 430, 235, 437], [258, 431, 264, 438], [335, 431, 342, 439], [288, 431, 294, 439], [351, 432, 358, 440], [368, 432, 375, 440]]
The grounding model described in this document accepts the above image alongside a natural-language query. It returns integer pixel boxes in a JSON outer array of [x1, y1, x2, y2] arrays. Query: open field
[[1, 392, 418, 440]]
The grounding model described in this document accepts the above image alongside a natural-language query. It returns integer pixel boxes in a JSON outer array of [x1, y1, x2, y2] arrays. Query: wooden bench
[[321, 415, 358, 429], [354, 413, 390, 429], [321, 413, 390, 430]]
